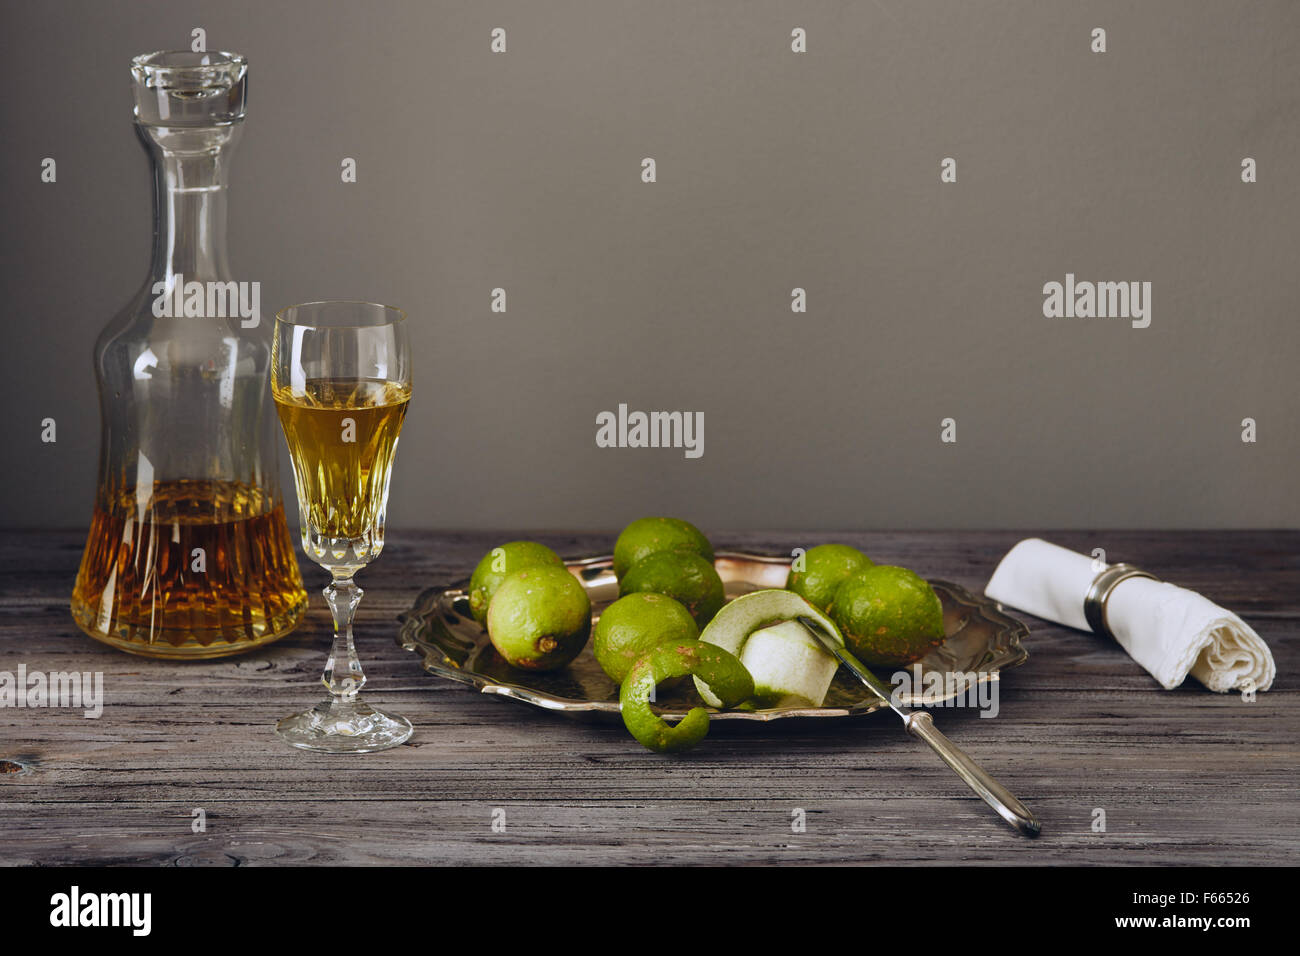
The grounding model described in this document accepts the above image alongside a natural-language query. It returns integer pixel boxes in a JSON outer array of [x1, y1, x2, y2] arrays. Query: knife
[[797, 616, 1041, 838]]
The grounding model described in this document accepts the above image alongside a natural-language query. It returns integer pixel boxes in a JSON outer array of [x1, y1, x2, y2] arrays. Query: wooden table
[[2, 530, 1296, 866]]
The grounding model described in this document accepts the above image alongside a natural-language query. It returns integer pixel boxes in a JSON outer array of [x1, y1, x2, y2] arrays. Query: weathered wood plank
[[2, 530, 1296, 865]]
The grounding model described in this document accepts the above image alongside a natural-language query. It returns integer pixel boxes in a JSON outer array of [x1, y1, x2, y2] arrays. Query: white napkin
[[985, 538, 1275, 693]]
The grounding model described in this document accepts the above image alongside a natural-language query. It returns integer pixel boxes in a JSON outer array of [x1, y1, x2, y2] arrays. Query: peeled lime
[[619, 550, 725, 628], [694, 589, 843, 708], [741, 620, 841, 708], [831, 565, 945, 667], [486, 564, 591, 671], [468, 541, 563, 625], [612, 517, 713, 579], [786, 543, 873, 614]]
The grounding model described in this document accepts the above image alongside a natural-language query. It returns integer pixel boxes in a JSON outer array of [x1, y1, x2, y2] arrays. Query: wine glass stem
[[321, 574, 366, 700]]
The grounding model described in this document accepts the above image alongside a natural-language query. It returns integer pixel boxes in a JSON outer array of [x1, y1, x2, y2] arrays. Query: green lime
[[619, 639, 753, 753], [486, 564, 592, 671], [593, 592, 699, 683], [786, 543, 873, 614], [618, 550, 725, 628], [468, 541, 564, 625], [831, 565, 945, 668], [612, 517, 713, 579]]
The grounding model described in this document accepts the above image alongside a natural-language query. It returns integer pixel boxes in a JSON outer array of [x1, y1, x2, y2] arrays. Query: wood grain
[[2, 530, 1296, 866]]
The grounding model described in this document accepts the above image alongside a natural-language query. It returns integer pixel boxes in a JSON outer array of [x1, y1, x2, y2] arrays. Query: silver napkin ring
[[1084, 563, 1158, 639]]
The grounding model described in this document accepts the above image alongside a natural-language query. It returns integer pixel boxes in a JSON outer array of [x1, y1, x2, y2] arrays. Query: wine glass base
[[275, 697, 413, 753]]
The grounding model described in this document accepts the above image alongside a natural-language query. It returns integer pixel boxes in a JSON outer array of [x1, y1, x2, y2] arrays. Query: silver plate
[[397, 552, 1029, 722]]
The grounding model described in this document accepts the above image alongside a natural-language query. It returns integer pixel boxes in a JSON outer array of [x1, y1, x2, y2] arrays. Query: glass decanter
[[71, 51, 307, 658]]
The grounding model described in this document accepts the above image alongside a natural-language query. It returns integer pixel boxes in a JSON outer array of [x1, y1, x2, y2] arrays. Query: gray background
[[3, 0, 1298, 532]]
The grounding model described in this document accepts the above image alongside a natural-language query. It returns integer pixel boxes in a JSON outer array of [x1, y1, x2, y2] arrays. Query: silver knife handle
[[903, 712, 1041, 837]]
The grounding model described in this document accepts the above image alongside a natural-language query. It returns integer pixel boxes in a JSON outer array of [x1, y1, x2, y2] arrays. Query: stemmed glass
[[271, 301, 413, 753]]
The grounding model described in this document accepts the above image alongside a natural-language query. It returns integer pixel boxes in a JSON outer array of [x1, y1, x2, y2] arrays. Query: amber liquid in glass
[[71, 479, 308, 657], [273, 378, 409, 565]]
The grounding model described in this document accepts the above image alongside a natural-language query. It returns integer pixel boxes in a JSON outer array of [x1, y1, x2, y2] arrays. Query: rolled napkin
[[986, 538, 1275, 693]]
